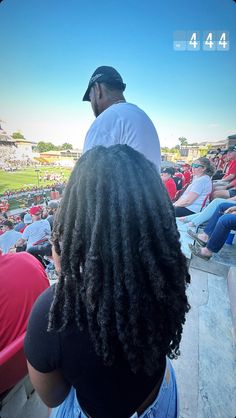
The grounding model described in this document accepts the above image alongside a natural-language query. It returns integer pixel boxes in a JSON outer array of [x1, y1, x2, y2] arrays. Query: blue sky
[[0, 0, 235, 149]]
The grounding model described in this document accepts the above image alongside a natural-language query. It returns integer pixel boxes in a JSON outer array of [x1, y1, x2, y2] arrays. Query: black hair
[[20, 212, 26, 221], [162, 167, 175, 176], [3, 220, 13, 229], [49, 145, 190, 376]]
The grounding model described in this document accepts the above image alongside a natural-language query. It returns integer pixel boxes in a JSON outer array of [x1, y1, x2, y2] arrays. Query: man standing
[[83, 66, 161, 170]]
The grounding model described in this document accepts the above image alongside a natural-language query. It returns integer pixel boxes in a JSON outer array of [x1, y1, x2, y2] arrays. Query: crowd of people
[[160, 146, 236, 260], [1, 181, 66, 200], [0, 65, 236, 418]]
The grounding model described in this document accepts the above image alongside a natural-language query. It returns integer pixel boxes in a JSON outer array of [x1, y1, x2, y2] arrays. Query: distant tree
[[161, 146, 180, 158], [161, 147, 170, 153], [36, 141, 59, 153], [169, 147, 180, 155], [178, 137, 188, 146], [199, 145, 212, 157], [12, 131, 25, 139], [60, 142, 73, 150]]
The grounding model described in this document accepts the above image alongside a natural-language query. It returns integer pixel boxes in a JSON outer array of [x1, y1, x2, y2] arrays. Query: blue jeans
[[181, 198, 236, 227], [50, 358, 179, 418], [204, 202, 236, 252]]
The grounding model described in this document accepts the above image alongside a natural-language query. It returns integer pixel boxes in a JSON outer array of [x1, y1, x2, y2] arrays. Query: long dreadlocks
[[49, 145, 190, 376]]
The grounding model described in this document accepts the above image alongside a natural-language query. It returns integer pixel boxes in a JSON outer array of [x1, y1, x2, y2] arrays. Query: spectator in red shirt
[[0, 252, 49, 351], [217, 151, 228, 171], [161, 167, 177, 201], [222, 147, 236, 181], [182, 164, 191, 185], [213, 146, 236, 198], [174, 168, 185, 187]]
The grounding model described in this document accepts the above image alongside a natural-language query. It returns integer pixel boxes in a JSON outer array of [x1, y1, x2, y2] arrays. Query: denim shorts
[[229, 189, 236, 198], [50, 358, 179, 418]]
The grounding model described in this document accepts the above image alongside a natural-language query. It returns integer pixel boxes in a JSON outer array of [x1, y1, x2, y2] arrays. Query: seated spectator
[[217, 150, 228, 171], [0, 220, 22, 254], [213, 146, 236, 187], [188, 202, 236, 260], [19, 213, 32, 232], [0, 252, 49, 351], [46, 200, 59, 229], [211, 178, 236, 200], [24, 145, 190, 418], [174, 158, 214, 217], [182, 164, 191, 185], [14, 212, 26, 232], [16, 206, 51, 251], [174, 168, 185, 188], [178, 195, 236, 227], [161, 167, 177, 200]]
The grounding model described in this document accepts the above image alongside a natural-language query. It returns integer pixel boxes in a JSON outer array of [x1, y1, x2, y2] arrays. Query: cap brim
[[83, 86, 91, 102]]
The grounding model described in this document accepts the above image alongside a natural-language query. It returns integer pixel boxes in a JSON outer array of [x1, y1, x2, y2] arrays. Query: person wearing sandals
[[24, 145, 190, 418], [188, 202, 236, 260], [178, 196, 236, 228], [173, 158, 214, 218]]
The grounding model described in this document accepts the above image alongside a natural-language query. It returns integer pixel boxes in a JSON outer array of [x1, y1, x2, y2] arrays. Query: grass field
[[0, 166, 72, 194]]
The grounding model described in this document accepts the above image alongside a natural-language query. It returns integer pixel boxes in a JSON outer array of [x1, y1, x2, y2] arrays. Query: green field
[[0, 166, 72, 195]]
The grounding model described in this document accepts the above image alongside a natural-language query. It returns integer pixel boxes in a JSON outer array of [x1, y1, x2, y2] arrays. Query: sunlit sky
[[0, 0, 236, 149]]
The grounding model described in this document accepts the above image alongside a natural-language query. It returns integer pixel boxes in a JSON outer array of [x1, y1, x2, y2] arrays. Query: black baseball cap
[[82, 66, 126, 101], [161, 167, 175, 175]]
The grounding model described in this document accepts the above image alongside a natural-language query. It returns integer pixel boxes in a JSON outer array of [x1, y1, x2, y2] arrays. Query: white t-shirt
[[22, 219, 51, 250], [0, 230, 22, 254], [83, 103, 161, 171], [182, 175, 212, 213]]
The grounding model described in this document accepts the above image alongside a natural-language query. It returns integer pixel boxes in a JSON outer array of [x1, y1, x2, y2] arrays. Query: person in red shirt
[[161, 167, 177, 201], [174, 168, 185, 187], [222, 149, 236, 179], [0, 252, 49, 351], [217, 151, 228, 171], [213, 146, 236, 198], [182, 164, 191, 185]]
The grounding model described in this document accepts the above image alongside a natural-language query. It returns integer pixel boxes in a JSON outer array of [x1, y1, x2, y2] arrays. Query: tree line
[[11, 132, 73, 153]]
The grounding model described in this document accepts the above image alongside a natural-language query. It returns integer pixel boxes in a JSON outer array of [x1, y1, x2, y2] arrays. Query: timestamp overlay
[[173, 31, 229, 51]]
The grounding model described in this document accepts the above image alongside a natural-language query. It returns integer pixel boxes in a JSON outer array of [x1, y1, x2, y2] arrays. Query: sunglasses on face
[[192, 163, 204, 168]]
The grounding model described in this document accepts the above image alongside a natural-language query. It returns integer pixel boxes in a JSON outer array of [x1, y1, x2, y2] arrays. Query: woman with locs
[[25, 145, 190, 418]]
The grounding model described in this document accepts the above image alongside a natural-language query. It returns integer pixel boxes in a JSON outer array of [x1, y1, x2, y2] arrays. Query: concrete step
[[173, 267, 236, 418]]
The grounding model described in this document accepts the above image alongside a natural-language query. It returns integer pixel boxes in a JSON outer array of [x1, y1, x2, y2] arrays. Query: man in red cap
[[16, 206, 51, 251], [82, 66, 161, 170]]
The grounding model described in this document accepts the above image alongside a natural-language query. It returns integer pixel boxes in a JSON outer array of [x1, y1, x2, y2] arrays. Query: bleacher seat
[[0, 332, 27, 395]]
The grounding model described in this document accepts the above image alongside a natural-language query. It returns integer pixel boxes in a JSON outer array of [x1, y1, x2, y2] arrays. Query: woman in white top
[[174, 157, 214, 217]]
